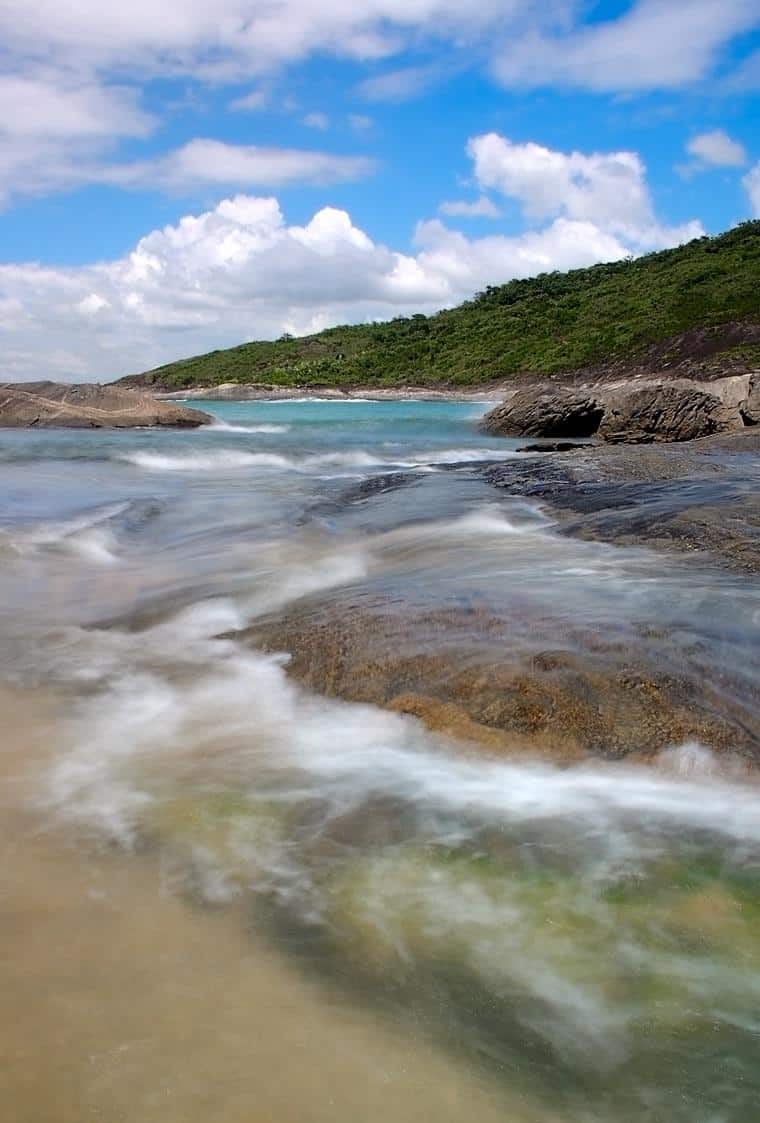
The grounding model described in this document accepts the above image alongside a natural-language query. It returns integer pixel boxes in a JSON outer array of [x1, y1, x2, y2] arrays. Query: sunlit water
[[1, 400, 759, 1122]]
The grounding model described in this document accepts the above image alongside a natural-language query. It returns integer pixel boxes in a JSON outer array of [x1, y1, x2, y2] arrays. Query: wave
[[120, 450, 293, 471], [2, 500, 134, 564], [209, 421, 291, 434], [119, 446, 516, 474]]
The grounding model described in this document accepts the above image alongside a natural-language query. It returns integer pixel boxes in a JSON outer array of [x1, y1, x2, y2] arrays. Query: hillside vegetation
[[123, 222, 760, 390]]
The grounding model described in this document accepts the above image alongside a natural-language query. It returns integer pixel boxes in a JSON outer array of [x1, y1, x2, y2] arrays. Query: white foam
[[121, 450, 292, 471], [119, 446, 515, 475], [209, 421, 290, 434]]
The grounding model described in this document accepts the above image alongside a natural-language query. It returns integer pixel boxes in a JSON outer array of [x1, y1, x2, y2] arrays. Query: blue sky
[[1, 0, 759, 380]]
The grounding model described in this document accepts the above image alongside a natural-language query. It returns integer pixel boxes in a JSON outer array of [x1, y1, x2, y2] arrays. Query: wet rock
[[517, 441, 588, 453], [242, 599, 759, 765], [598, 382, 731, 444], [0, 381, 211, 428], [481, 387, 604, 438]]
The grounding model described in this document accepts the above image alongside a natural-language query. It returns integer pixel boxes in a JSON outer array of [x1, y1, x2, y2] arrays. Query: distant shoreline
[[154, 384, 504, 403]]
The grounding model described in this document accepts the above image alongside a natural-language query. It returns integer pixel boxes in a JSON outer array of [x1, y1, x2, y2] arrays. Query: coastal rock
[[740, 373, 760, 425], [598, 382, 730, 444], [0, 381, 211, 428], [481, 387, 604, 438], [241, 597, 758, 765]]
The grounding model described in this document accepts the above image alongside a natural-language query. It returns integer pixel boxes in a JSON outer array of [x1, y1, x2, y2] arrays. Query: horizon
[[1, 0, 759, 382]]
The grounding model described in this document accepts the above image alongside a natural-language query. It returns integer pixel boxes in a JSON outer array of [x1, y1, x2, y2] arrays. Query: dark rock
[[481, 387, 604, 438], [517, 442, 588, 453], [0, 381, 211, 428], [598, 382, 729, 444]]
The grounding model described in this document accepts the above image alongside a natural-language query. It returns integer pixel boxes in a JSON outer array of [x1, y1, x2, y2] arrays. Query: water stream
[[2, 400, 759, 1121]]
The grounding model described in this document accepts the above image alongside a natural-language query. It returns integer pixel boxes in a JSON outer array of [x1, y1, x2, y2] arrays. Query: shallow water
[[2, 400, 760, 1122]]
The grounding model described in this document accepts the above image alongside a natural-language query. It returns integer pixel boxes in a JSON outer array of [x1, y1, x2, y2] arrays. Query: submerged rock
[[0, 381, 211, 428], [242, 598, 758, 765]]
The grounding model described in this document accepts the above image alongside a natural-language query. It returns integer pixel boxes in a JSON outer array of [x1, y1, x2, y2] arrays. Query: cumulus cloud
[[0, 146, 704, 383], [686, 129, 748, 168], [468, 132, 703, 250], [492, 0, 759, 92], [744, 163, 760, 217], [439, 196, 501, 218]]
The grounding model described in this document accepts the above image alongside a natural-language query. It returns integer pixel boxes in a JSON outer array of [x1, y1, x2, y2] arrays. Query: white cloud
[[303, 112, 330, 131], [108, 139, 374, 191], [686, 129, 747, 167], [468, 132, 703, 250], [439, 196, 501, 218], [744, 163, 760, 217], [229, 88, 269, 111], [492, 0, 759, 92], [0, 137, 375, 205], [348, 114, 374, 131], [0, 0, 519, 78], [0, 155, 703, 382], [0, 72, 156, 204], [357, 65, 442, 102]]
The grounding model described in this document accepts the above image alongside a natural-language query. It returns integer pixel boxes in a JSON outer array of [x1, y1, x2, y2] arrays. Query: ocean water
[[1, 399, 760, 1123]]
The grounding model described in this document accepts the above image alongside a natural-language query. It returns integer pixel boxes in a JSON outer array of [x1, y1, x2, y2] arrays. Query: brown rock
[[740, 372, 760, 425], [0, 381, 211, 428], [481, 387, 604, 438], [598, 382, 729, 444], [241, 600, 758, 765]]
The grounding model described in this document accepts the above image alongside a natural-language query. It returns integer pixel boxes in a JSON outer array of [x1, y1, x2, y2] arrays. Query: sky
[[1, 0, 759, 381]]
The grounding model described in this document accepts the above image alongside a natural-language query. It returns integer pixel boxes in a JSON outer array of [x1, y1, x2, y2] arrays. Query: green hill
[[122, 222, 760, 391]]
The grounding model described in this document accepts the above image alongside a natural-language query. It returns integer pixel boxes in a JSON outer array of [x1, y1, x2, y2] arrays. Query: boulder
[[480, 387, 604, 438], [598, 382, 729, 444], [0, 381, 211, 428], [740, 373, 760, 425]]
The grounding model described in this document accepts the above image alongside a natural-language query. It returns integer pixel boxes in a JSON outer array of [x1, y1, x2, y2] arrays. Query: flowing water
[[1, 400, 760, 1122]]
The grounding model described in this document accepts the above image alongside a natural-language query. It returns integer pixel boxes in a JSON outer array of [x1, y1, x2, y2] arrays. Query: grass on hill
[[125, 221, 760, 390]]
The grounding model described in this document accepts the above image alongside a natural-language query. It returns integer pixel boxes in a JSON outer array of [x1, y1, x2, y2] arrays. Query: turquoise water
[[2, 400, 760, 1123]]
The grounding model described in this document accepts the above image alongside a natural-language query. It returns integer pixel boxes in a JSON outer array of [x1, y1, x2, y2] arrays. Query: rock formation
[[0, 381, 211, 428], [598, 382, 727, 444], [482, 373, 754, 444], [480, 387, 604, 438]]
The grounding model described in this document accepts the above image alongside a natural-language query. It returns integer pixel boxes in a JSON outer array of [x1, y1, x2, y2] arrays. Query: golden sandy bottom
[[0, 685, 553, 1123]]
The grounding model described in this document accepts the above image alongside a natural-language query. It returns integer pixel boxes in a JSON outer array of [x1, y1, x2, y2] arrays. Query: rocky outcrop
[[740, 373, 760, 425], [0, 381, 211, 428], [483, 375, 751, 444], [598, 382, 728, 444], [481, 387, 604, 438]]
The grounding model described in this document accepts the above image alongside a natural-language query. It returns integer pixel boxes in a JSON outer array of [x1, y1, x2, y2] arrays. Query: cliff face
[[0, 381, 211, 428]]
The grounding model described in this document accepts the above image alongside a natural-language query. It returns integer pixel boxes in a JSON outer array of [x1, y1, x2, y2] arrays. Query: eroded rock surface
[[482, 374, 752, 444], [0, 381, 211, 428], [599, 382, 729, 444], [481, 387, 604, 438]]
